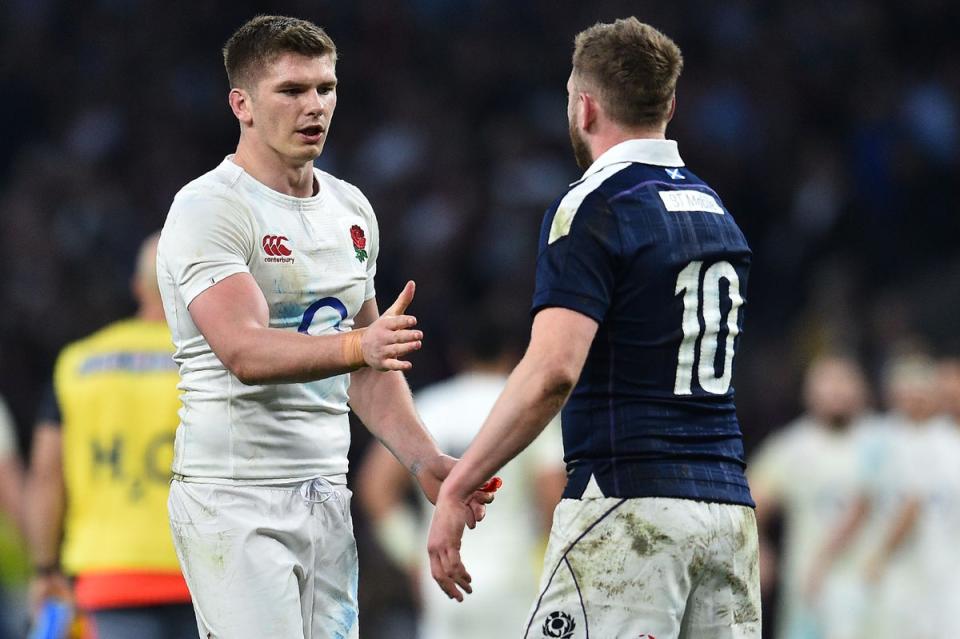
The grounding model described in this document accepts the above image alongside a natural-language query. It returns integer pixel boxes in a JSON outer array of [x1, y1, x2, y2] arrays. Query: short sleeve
[[159, 193, 256, 307], [531, 191, 620, 322], [364, 208, 379, 302], [35, 381, 61, 426]]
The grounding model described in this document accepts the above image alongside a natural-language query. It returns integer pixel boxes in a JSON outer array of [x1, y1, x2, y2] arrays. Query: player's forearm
[[220, 326, 366, 385], [878, 497, 920, 558], [349, 367, 441, 472], [24, 473, 64, 568], [441, 354, 573, 501]]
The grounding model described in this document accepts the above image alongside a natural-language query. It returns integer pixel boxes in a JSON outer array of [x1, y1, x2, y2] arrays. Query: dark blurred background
[[1, 0, 958, 636]]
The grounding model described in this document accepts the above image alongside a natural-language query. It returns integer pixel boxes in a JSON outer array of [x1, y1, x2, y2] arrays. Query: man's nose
[[304, 90, 325, 115]]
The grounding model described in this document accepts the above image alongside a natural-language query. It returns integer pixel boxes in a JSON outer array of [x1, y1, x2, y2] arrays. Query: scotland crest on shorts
[[350, 225, 368, 263], [542, 611, 575, 638]]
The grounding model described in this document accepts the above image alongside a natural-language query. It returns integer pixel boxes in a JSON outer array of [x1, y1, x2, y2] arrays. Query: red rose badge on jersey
[[350, 225, 368, 263]]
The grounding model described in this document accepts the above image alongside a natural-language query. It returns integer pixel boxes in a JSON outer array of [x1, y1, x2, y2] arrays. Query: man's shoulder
[[171, 160, 247, 213], [315, 170, 374, 214]]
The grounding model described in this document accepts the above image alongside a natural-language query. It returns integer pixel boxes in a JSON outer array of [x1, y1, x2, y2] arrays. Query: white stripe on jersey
[[548, 163, 631, 244]]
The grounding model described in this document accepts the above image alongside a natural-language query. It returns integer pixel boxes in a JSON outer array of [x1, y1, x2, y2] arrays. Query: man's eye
[[282, 88, 300, 96]]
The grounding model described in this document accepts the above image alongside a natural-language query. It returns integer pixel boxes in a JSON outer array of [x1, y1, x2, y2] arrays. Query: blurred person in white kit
[[156, 15, 492, 639], [749, 355, 874, 639], [857, 355, 950, 639], [359, 310, 566, 639]]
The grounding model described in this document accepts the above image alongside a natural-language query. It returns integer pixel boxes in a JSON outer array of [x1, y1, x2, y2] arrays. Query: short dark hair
[[223, 15, 337, 89], [573, 18, 684, 128]]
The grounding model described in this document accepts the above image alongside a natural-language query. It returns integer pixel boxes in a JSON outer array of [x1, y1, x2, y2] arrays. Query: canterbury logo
[[262, 235, 292, 257]]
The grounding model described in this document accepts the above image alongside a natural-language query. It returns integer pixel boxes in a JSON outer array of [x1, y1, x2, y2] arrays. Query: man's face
[[245, 52, 337, 165], [567, 73, 593, 170]]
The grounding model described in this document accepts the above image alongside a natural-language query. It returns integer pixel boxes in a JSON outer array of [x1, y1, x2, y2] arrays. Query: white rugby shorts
[[524, 496, 761, 639], [168, 478, 359, 639]]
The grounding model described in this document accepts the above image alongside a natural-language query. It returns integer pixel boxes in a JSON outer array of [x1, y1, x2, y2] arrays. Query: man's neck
[[588, 125, 667, 167], [137, 302, 166, 323], [233, 140, 316, 198]]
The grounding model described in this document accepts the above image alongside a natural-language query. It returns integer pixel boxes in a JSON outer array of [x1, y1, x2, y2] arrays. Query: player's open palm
[[361, 281, 423, 371]]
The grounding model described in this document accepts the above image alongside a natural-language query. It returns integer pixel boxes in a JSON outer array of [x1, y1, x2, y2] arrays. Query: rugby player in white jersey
[[749, 356, 873, 639], [156, 15, 492, 639]]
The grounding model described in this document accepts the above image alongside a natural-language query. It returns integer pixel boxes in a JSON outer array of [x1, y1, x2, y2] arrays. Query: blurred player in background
[[156, 15, 491, 639], [858, 355, 953, 639], [25, 233, 195, 639], [749, 356, 872, 639], [358, 311, 565, 639], [429, 18, 760, 638]]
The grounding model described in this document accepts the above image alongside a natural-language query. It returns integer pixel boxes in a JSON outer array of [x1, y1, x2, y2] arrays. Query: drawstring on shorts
[[299, 476, 343, 515]]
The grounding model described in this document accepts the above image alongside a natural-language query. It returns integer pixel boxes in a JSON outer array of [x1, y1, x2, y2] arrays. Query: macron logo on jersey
[[262, 235, 295, 263]]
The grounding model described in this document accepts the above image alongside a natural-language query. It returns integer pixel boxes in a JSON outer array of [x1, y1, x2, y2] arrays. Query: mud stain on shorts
[[621, 513, 672, 557]]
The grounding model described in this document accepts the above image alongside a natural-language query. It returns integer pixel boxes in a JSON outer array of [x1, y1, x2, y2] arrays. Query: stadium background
[[0, 1, 958, 637]]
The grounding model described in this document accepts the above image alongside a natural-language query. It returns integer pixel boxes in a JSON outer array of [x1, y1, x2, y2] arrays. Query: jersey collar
[[572, 139, 684, 186]]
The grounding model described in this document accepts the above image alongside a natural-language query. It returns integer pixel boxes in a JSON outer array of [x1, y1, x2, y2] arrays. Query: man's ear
[[666, 94, 677, 123], [579, 91, 598, 133], [229, 88, 253, 126]]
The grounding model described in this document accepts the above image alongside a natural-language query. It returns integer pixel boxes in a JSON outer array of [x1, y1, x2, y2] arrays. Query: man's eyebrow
[[275, 79, 338, 89]]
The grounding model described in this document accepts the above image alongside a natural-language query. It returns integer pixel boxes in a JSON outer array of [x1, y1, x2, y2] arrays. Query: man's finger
[[430, 552, 461, 601], [392, 329, 424, 344], [384, 280, 416, 316], [381, 359, 414, 372], [468, 501, 485, 526], [439, 548, 472, 596], [379, 315, 418, 331], [479, 476, 503, 493], [390, 341, 422, 358]]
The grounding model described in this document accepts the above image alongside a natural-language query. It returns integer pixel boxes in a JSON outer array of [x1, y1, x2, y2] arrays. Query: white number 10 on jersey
[[674, 260, 743, 395]]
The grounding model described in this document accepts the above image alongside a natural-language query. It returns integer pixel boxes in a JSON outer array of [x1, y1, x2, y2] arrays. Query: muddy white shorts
[[168, 477, 359, 639], [524, 497, 761, 639]]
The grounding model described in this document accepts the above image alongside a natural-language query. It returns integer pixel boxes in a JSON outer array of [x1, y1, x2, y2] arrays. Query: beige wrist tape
[[341, 329, 366, 368]]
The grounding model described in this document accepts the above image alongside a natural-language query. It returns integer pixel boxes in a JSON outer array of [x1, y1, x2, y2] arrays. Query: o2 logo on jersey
[[298, 297, 348, 334], [262, 234, 295, 264], [542, 611, 575, 638]]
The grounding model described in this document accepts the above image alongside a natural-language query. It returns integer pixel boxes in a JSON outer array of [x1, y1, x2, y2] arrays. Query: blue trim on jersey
[[533, 163, 754, 507]]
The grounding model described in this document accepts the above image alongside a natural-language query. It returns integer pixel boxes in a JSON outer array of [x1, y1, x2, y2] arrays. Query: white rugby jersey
[[157, 157, 378, 483], [748, 416, 870, 638]]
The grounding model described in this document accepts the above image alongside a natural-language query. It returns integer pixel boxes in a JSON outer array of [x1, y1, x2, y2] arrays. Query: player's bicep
[[188, 272, 270, 363]]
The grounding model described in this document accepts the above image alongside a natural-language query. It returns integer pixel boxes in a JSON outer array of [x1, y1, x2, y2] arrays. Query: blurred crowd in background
[[0, 0, 958, 637]]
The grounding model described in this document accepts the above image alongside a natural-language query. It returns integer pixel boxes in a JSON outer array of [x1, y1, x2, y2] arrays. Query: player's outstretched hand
[[427, 492, 474, 601], [361, 281, 422, 371]]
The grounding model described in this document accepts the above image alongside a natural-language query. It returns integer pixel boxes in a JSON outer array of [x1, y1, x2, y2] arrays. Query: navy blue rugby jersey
[[532, 139, 753, 507]]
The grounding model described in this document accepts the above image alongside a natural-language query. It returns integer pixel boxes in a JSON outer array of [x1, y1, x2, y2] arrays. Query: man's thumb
[[385, 280, 416, 316]]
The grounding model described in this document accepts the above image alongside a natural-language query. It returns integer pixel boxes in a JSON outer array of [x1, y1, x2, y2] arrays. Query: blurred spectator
[[24, 234, 194, 639]]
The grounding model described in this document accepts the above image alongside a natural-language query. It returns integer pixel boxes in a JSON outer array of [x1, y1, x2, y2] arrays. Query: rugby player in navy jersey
[[428, 18, 760, 638]]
